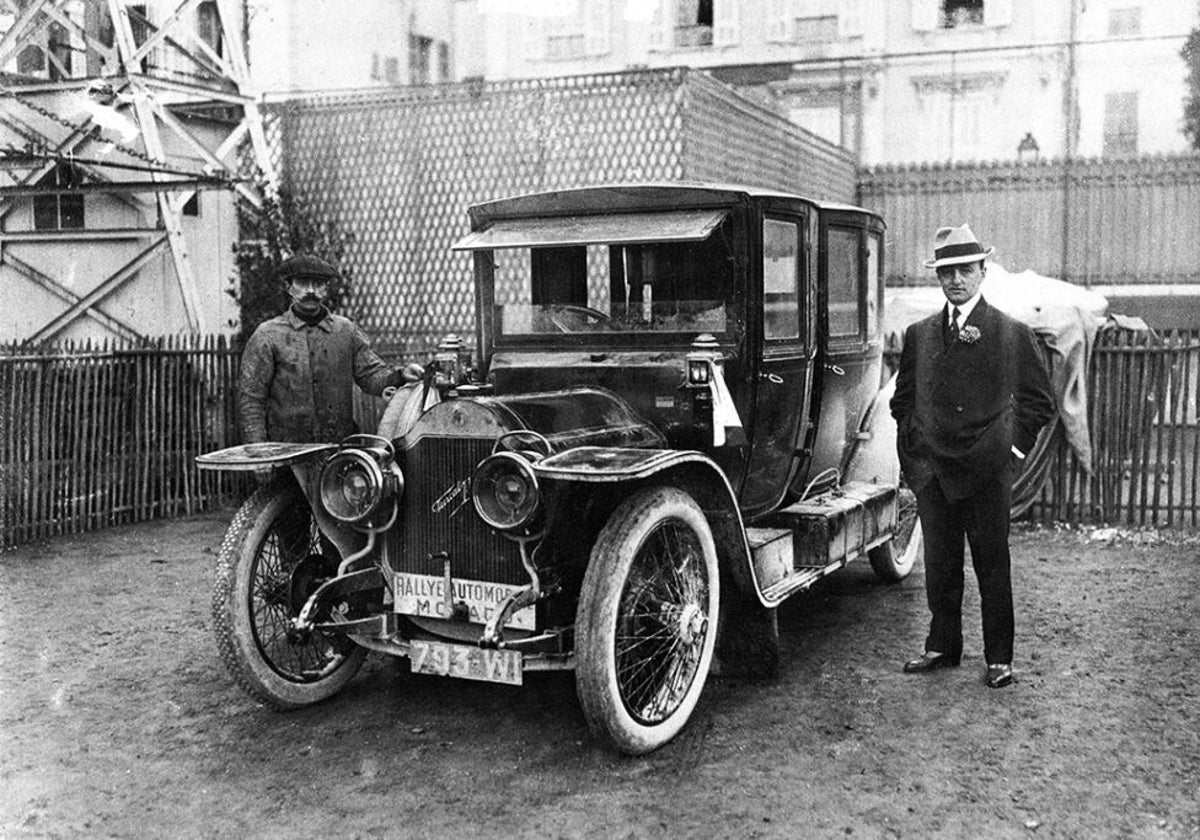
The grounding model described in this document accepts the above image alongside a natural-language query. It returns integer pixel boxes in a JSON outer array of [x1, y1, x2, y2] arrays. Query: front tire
[[576, 487, 719, 755], [212, 481, 367, 708], [869, 483, 921, 582]]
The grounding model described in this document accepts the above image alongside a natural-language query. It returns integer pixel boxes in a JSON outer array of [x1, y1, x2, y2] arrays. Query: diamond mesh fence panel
[[264, 68, 856, 361]]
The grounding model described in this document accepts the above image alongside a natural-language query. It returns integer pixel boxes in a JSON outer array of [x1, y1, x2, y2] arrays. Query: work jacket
[[238, 308, 400, 443]]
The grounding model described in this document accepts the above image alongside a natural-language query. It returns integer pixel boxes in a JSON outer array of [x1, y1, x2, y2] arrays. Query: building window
[[196, 1, 223, 57], [409, 34, 433, 84], [385, 56, 400, 84], [14, 31, 72, 79], [16, 44, 44, 74], [128, 4, 152, 71], [674, 0, 713, 47], [941, 0, 983, 28], [1104, 92, 1139, 157], [535, 1, 609, 59], [545, 7, 586, 60], [546, 31, 584, 59], [952, 92, 986, 160], [1107, 7, 1141, 37], [33, 163, 84, 231], [47, 22, 72, 80], [438, 42, 450, 82], [792, 15, 839, 43]]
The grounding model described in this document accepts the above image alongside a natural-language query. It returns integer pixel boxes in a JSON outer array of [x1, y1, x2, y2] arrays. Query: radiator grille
[[391, 436, 526, 585]]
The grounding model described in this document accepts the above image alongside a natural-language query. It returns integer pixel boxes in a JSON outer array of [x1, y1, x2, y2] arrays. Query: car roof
[[467, 182, 881, 227]]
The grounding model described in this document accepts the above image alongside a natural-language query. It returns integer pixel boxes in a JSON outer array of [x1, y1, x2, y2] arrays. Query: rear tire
[[576, 487, 719, 755], [869, 483, 921, 582], [212, 481, 367, 708]]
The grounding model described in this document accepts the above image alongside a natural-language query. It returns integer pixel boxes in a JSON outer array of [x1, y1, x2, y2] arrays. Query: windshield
[[484, 216, 736, 339]]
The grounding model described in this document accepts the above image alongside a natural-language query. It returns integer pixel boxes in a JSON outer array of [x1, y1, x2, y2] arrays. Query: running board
[[748, 481, 898, 605]]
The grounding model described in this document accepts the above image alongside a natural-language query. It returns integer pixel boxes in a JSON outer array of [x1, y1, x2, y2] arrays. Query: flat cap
[[277, 254, 339, 282]]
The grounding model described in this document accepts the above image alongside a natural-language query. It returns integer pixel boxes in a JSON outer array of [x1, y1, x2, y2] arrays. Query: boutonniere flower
[[958, 325, 981, 344]]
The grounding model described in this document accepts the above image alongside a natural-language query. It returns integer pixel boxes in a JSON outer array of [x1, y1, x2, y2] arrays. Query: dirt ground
[[1, 511, 1198, 840]]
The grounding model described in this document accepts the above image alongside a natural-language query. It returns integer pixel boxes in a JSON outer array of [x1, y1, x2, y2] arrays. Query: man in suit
[[891, 224, 1056, 688]]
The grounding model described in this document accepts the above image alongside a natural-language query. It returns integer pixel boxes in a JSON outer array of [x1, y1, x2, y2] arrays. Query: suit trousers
[[916, 476, 1015, 665]]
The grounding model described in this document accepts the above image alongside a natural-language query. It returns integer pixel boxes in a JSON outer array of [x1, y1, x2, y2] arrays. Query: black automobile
[[199, 183, 919, 754]]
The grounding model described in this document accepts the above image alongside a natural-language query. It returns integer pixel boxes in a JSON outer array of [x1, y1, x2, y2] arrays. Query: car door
[[740, 207, 817, 517], [803, 212, 886, 485]]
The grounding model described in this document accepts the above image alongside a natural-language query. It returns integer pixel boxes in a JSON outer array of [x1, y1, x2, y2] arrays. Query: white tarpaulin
[[884, 263, 1110, 471]]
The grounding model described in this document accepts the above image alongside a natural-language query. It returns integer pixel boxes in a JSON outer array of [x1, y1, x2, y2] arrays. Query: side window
[[762, 218, 800, 341], [866, 231, 881, 338], [827, 226, 861, 339]]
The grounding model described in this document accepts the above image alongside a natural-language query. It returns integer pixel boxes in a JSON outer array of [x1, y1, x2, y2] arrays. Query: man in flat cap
[[891, 225, 1055, 688], [238, 254, 423, 446]]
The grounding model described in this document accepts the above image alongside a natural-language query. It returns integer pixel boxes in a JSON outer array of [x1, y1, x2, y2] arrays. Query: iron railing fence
[[859, 155, 1200, 288], [262, 67, 857, 359]]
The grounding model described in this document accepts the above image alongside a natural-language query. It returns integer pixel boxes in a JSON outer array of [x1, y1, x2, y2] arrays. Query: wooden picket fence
[[1030, 326, 1200, 528], [0, 336, 249, 547], [3, 327, 1200, 548], [0, 334, 399, 549]]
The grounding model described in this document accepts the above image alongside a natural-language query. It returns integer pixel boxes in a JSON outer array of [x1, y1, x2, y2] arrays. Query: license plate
[[393, 573, 534, 630], [409, 639, 522, 686]]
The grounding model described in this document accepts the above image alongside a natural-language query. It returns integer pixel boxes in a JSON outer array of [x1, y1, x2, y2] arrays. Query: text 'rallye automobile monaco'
[[198, 184, 920, 755]]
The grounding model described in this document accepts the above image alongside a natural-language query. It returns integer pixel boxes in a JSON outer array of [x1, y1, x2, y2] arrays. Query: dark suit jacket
[[890, 297, 1056, 500]]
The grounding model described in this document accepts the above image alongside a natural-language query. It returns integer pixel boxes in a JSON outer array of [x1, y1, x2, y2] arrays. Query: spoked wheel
[[868, 480, 922, 582], [212, 480, 367, 708], [576, 487, 719, 755]]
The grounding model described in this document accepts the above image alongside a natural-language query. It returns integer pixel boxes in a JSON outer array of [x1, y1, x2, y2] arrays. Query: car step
[[747, 481, 898, 605]]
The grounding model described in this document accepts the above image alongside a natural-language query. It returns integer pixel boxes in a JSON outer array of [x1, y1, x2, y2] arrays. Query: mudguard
[[534, 446, 727, 482], [195, 442, 337, 470], [196, 442, 364, 560], [534, 446, 766, 606], [842, 372, 901, 488]]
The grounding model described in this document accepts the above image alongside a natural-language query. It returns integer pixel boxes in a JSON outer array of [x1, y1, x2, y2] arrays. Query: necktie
[[949, 307, 960, 342]]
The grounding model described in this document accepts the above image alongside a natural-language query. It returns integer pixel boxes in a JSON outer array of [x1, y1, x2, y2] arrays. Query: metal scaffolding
[[0, 0, 275, 340]]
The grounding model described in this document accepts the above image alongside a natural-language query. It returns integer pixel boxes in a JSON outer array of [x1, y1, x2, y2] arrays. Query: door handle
[[760, 372, 783, 384], [824, 364, 845, 376]]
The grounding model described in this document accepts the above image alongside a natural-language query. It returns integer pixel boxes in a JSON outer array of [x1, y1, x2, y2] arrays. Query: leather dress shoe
[[903, 651, 961, 673], [986, 664, 1015, 688]]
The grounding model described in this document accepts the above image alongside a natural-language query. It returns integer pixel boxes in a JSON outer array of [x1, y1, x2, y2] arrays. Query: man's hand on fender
[[400, 362, 425, 383]]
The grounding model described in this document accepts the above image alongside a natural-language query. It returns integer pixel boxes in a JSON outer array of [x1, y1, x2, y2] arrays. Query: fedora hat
[[923, 224, 995, 268]]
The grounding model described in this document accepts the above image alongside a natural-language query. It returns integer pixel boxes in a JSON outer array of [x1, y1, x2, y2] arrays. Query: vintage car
[[198, 183, 920, 755]]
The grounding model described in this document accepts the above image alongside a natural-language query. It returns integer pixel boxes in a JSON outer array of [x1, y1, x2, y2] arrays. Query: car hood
[[401, 387, 666, 453]]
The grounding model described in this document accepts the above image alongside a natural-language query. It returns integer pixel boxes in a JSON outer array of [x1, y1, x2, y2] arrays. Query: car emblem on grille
[[432, 477, 472, 517]]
